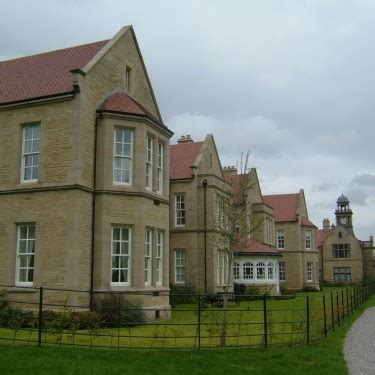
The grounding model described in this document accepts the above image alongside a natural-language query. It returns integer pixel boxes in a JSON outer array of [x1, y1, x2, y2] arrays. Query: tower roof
[[337, 194, 350, 204]]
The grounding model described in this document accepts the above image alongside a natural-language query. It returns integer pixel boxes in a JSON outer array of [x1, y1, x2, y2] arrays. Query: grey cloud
[[351, 173, 375, 186]]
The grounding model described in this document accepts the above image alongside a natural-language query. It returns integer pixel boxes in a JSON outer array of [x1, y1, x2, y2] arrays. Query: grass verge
[[0, 294, 374, 374]]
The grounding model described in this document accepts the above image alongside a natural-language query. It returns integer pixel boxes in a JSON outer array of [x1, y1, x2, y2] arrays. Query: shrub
[[234, 283, 246, 295], [302, 286, 319, 292], [94, 294, 145, 327], [0, 305, 35, 328], [169, 285, 197, 308]]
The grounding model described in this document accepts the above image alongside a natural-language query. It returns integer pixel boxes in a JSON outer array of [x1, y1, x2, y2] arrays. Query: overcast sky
[[1, 0, 374, 239]]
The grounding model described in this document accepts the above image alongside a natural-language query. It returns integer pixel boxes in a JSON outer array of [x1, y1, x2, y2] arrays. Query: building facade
[[263, 191, 320, 291], [318, 195, 375, 284], [0, 26, 173, 313]]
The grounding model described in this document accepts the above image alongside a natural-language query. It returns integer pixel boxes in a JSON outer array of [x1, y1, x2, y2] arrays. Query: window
[[265, 217, 274, 244], [145, 229, 152, 286], [125, 66, 131, 91], [146, 136, 153, 190], [16, 224, 35, 286], [277, 230, 285, 249], [113, 129, 132, 185], [157, 143, 164, 194], [307, 262, 313, 282], [279, 261, 286, 281], [216, 251, 228, 285], [243, 262, 254, 280], [256, 262, 266, 280], [233, 262, 240, 280], [111, 227, 131, 285], [175, 249, 186, 284], [156, 231, 163, 286], [332, 244, 350, 259], [267, 262, 274, 279], [21, 124, 40, 182], [333, 267, 351, 283], [175, 194, 186, 226], [305, 230, 312, 250]]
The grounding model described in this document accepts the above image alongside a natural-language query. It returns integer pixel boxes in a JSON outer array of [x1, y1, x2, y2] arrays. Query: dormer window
[[125, 66, 132, 92]]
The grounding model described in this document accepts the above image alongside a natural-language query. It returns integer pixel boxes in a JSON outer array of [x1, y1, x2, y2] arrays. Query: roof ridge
[[0, 39, 109, 64]]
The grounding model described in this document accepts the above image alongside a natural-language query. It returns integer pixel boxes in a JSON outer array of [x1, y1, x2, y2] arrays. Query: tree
[[214, 151, 256, 346]]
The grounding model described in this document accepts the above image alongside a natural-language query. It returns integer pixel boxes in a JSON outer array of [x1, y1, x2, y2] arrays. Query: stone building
[[0, 26, 173, 313], [317, 194, 375, 284], [263, 190, 320, 291], [169, 134, 229, 294]]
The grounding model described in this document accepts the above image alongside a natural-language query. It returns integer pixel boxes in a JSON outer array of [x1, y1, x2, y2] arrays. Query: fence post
[[323, 294, 327, 337], [331, 292, 335, 331], [345, 287, 350, 318], [341, 290, 345, 320], [38, 287, 43, 348], [263, 294, 268, 349], [336, 293, 340, 326], [117, 294, 121, 351], [197, 295, 201, 351], [350, 286, 353, 314], [306, 296, 310, 344]]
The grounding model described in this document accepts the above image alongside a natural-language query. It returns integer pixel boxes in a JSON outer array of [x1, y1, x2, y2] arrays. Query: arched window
[[243, 262, 253, 279], [267, 262, 274, 279], [233, 262, 240, 280], [256, 262, 266, 279]]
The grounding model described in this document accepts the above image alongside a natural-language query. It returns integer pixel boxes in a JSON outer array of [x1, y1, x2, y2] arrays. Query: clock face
[[340, 217, 348, 225]]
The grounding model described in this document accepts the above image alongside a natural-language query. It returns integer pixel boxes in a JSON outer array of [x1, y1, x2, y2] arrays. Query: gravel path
[[344, 307, 375, 374]]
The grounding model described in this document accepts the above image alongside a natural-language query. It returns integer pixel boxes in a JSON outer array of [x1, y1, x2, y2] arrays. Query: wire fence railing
[[0, 282, 374, 350]]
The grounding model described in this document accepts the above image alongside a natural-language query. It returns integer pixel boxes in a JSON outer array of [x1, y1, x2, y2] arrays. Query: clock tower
[[335, 194, 353, 231]]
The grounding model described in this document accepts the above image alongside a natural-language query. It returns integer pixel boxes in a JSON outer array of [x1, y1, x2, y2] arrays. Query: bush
[[234, 283, 246, 295], [302, 286, 319, 292], [0, 305, 35, 328], [94, 294, 145, 327], [169, 285, 197, 308]]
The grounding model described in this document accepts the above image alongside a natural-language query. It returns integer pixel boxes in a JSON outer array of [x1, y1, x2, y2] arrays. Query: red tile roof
[[301, 217, 317, 228], [236, 238, 280, 255], [170, 142, 203, 180], [263, 193, 299, 222], [0, 40, 108, 104], [98, 92, 164, 126], [317, 229, 333, 247]]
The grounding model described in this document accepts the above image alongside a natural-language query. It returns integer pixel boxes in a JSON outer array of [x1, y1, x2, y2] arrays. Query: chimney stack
[[177, 135, 194, 143], [222, 166, 238, 176], [323, 218, 330, 231]]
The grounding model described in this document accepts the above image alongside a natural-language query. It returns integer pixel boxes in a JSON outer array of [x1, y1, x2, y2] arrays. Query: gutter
[[202, 179, 208, 294]]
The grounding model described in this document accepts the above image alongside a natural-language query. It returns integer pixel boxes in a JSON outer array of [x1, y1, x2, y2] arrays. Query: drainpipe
[[90, 113, 100, 309], [202, 179, 208, 295]]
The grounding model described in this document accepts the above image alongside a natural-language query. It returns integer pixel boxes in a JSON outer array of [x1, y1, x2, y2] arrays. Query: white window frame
[[157, 143, 164, 194], [243, 262, 254, 280], [276, 230, 285, 250], [111, 227, 131, 286], [175, 194, 186, 226], [145, 228, 152, 286], [233, 262, 240, 280], [21, 124, 40, 183], [256, 262, 266, 280], [307, 262, 313, 282], [146, 136, 153, 190], [279, 261, 286, 281], [174, 249, 186, 284], [156, 231, 163, 286], [305, 230, 312, 250], [267, 262, 274, 279], [16, 224, 36, 286], [113, 128, 133, 186]]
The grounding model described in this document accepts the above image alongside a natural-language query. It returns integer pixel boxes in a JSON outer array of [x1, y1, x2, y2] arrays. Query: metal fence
[[0, 282, 374, 350]]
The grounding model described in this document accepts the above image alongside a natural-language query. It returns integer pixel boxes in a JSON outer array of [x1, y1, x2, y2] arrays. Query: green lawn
[[0, 293, 374, 374], [0, 287, 365, 349]]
